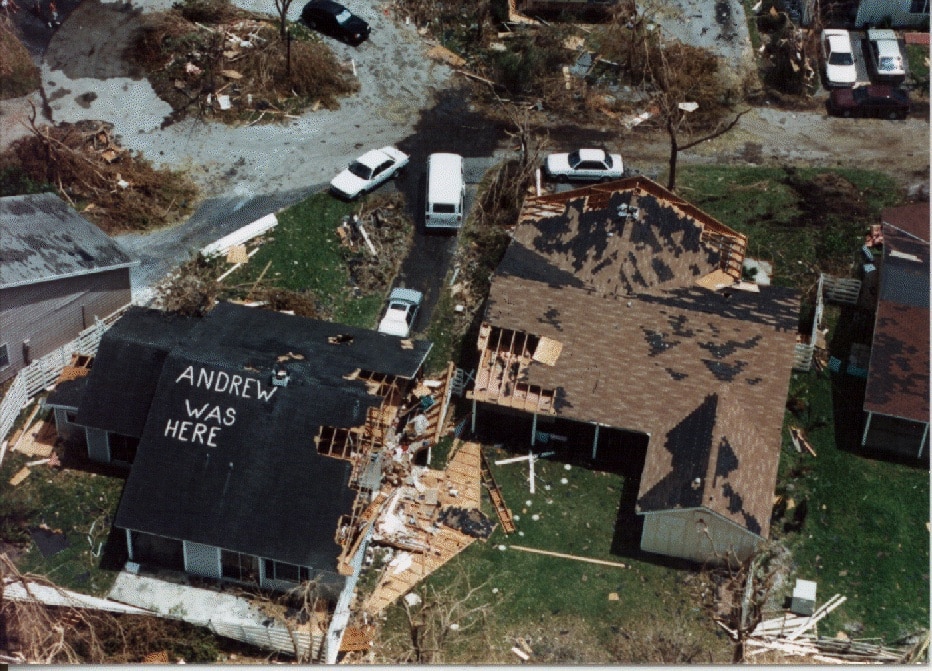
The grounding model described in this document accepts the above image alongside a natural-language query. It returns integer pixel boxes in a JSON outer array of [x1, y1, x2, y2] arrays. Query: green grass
[[1, 447, 125, 597], [677, 166, 902, 288], [376, 444, 730, 662], [774, 368, 929, 641], [231, 192, 385, 328], [907, 43, 930, 93]]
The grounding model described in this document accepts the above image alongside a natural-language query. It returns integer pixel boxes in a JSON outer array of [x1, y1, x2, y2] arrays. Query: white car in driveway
[[821, 29, 857, 87], [330, 146, 409, 200], [544, 148, 624, 182], [866, 28, 906, 83], [377, 287, 423, 338]]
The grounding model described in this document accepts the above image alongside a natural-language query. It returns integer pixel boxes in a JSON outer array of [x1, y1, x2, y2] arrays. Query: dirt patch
[[784, 170, 872, 226]]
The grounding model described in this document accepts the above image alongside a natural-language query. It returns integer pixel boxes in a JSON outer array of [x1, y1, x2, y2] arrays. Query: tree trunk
[[666, 114, 678, 192]]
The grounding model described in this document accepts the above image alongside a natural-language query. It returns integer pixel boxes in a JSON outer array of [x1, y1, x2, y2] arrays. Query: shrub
[[0, 22, 40, 100]]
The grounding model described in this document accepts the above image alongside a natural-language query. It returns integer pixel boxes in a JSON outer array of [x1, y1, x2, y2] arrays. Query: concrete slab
[[108, 571, 270, 626]]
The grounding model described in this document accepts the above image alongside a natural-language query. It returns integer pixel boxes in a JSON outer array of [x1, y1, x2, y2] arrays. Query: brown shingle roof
[[484, 276, 798, 537], [881, 202, 930, 242], [478, 178, 799, 539], [864, 223, 930, 423]]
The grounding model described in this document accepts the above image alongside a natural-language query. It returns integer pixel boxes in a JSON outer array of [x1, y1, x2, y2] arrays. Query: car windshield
[[348, 161, 372, 180], [879, 57, 900, 71], [334, 8, 352, 23], [829, 52, 854, 66]]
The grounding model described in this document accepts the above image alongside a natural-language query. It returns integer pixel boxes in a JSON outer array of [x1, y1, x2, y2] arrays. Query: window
[[0, 343, 8, 369], [263, 558, 311, 583], [910, 0, 928, 14]]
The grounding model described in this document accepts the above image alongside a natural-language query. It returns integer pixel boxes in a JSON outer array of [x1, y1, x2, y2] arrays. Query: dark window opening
[[0, 343, 8, 369], [131, 532, 184, 571], [222, 549, 260, 584], [110, 434, 140, 464]]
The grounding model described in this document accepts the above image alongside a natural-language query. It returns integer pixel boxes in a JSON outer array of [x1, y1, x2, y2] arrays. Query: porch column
[[531, 413, 537, 446], [919, 423, 929, 459], [125, 529, 134, 561], [471, 397, 477, 434], [861, 411, 873, 446], [592, 424, 600, 460]]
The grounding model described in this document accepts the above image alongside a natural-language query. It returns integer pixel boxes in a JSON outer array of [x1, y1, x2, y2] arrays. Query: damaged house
[[44, 302, 435, 660], [467, 177, 800, 564]]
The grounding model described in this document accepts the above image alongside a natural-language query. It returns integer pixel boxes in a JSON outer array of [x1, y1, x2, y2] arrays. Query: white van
[[425, 153, 465, 230]]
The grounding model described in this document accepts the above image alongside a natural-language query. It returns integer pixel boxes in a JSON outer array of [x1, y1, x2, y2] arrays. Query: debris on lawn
[[339, 193, 414, 294], [0, 114, 197, 234]]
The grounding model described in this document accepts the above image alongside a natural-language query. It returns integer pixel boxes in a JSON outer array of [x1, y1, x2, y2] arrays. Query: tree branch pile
[[339, 193, 415, 295], [129, 7, 358, 122], [0, 114, 198, 234]]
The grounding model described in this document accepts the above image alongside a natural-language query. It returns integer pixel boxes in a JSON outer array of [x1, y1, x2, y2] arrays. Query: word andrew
[[163, 365, 278, 447]]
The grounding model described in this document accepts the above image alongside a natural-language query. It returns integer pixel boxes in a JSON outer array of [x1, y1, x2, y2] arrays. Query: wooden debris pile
[[338, 194, 415, 294], [0, 114, 197, 234]]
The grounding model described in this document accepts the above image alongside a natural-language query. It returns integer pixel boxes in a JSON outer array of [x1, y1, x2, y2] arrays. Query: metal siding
[[0, 269, 131, 382], [641, 509, 758, 563]]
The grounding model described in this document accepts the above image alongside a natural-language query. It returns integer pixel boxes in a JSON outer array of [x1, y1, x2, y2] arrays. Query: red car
[[828, 85, 910, 120]]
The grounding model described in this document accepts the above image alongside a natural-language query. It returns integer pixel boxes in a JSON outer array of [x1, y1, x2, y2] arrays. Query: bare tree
[[374, 573, 493, 663], [273, 0, 294, 39], [645, 37, 750, 192]]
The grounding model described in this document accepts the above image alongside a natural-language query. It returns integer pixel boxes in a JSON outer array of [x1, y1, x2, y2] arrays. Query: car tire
[[559, 175, 569, 183]]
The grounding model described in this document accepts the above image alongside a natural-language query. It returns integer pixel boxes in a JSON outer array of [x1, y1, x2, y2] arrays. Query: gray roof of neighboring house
[[0, 192, 137, 289]]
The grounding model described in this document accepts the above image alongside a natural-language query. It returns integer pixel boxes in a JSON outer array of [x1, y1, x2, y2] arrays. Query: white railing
[[0, 303, 133, 455]]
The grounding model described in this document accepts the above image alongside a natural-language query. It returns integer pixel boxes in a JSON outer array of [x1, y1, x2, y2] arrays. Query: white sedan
[[377, 287, 423, 338], [544, 148, 624, 182], [330, 146, 409, 200], [821, 29, 857, 88]]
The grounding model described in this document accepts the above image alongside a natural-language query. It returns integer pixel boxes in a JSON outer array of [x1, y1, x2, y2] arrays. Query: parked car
[[866, 29, 906, 83], [821, 29, 857, 87], [828, 85, 910, 119], [544, 148, 624, 182], [329, 146, 409, 200], [377, 287, 423, 338], [301, 0, 370, 45]]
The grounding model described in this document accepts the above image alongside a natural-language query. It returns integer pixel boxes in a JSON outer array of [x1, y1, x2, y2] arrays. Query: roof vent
[[271, 367, 290, 387]]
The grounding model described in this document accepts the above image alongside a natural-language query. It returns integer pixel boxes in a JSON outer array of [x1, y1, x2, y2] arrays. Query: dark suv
[[828, 85, 909, 120], [301, 0, 370, 45]]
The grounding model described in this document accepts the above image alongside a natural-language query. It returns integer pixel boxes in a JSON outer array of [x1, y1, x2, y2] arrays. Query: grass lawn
[[229, 192, 388, 328], [375, 444, 731, 663], [676, 166, 901, 289], [1, 432, 126, 597], [775, 365, 929, 641]]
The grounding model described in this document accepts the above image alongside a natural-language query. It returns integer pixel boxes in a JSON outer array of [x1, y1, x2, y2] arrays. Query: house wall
[[856, 0, 929, 27], [86, 427, 110, 462], [0, 269, 131, 383], [51, 406, 82, 442], [639, 508, 760, 563]]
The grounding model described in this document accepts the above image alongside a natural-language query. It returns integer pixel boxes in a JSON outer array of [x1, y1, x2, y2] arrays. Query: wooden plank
[[509, 544, 627, 568]]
